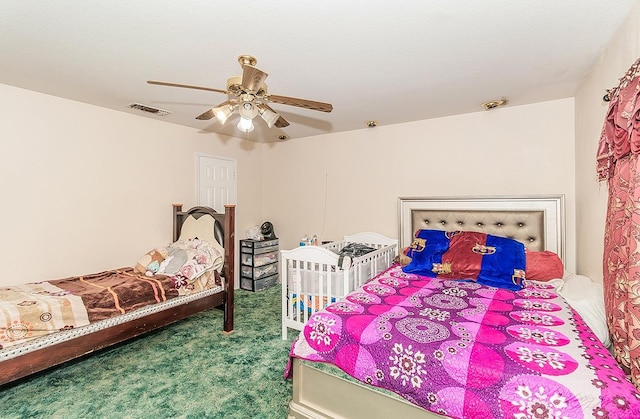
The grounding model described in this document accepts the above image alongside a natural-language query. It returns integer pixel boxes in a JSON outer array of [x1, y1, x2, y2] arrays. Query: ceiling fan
[[147, 55, 333, 133]]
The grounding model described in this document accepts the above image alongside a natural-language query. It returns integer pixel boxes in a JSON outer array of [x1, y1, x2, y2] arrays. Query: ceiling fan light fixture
[[257, 103, 279, 128], [212, 103, 235, 125], [237, 117, 255, 133], [239, 101, 258, 119], [237, 100, 258, 132]]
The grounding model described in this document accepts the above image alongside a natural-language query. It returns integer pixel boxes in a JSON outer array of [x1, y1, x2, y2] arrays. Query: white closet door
[[197, 154, 237, 212]]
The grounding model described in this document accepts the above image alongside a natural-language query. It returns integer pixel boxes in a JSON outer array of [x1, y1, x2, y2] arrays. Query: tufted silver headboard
[[398, 195, 566, 264]]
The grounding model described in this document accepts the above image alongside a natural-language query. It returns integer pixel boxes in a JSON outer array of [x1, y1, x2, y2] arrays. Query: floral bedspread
[[286, 264, 640, 418]]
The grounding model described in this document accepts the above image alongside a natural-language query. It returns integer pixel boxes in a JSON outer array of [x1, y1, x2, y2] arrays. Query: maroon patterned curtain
[[597, 57, 640, 388]]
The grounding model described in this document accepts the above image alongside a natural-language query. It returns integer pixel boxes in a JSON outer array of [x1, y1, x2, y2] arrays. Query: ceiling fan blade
[[147, 80, 227, 94], [266, 94, 333, 113], [275, 116, 290, 128], [196, 109, 215, 120], [241, 65, 268, 93]]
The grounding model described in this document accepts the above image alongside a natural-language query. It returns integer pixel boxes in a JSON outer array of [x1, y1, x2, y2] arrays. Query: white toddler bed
[[281, 232, 398, 339]]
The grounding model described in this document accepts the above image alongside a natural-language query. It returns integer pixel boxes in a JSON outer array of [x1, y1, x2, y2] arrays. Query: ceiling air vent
[[128, 103, 171, 116]]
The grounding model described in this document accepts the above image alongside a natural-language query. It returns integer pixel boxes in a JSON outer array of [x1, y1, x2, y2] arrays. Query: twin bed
[[285, 195, 640, 419], [0, 203, 235, 387]]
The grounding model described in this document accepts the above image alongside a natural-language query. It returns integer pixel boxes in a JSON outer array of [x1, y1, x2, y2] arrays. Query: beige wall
[[262, 98, 577, 272], [575, 2, 640, 283], [0, 84, 265, 286], [3, 68, 605, 286]]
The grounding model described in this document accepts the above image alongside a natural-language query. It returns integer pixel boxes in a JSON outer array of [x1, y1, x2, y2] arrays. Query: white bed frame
[[281, 232, 398, 340], [287, 195, 566, 419]]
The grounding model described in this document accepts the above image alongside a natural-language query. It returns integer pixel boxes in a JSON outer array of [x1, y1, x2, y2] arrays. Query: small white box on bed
[[281, 232, 398, 339]]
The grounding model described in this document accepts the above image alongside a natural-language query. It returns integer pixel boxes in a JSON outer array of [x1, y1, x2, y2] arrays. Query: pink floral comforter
[[286, 264, 640, 418]]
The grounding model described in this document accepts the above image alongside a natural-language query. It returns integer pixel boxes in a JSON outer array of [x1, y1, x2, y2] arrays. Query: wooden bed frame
[[287, 195, 565, 419], [0, 203, 235, 387]]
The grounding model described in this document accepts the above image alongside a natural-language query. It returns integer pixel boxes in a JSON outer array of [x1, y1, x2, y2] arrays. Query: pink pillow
[[526, 250, 563, 281]]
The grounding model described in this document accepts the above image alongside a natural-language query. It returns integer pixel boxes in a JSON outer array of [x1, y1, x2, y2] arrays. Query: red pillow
[[526, 250, 564, 281]]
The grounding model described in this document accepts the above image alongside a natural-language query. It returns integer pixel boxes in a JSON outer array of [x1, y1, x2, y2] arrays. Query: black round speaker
[[261, 221, 277, 240]]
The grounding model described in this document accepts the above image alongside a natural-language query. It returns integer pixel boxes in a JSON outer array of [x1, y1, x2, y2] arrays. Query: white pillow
[[178, 215, 225, 269], [557, 272, 610, 348]]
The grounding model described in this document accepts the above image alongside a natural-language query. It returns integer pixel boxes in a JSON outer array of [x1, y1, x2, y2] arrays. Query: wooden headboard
[[172, 204, 227, 245], [172, 204, 236, 288], [398, 195, 565, 264]]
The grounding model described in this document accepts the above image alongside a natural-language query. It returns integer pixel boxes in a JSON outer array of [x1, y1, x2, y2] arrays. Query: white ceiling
[[1, 1, 637, 143]]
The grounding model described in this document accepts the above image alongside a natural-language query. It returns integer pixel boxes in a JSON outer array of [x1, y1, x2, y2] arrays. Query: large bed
[[0, 203, 235, 387], [285, 195, 640, 418]]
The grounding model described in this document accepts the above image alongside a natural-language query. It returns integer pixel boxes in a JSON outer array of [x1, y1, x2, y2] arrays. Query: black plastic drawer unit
[[240, 238, 279, 292]]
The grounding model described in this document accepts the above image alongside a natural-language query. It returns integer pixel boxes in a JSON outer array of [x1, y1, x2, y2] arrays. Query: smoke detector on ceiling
[[128, 103, 172, 116]]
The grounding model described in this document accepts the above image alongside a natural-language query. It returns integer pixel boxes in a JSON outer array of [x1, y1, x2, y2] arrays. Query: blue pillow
[[402, 229, 450, 277], [402, 230, 526, 290]]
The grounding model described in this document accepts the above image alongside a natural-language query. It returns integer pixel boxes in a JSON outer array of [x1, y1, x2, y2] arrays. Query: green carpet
[[0, 285, 298, 419]]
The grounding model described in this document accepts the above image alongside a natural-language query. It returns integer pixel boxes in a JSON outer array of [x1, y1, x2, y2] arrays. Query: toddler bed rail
[[281, 232, 397, 339]]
